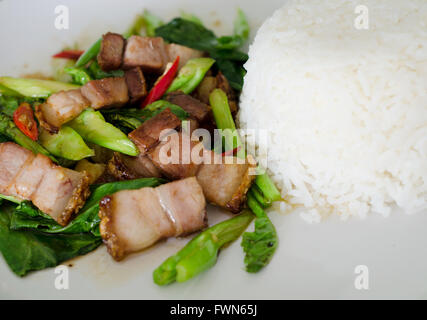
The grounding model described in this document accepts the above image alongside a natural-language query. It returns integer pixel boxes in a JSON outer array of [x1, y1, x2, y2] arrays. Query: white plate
[[1, 0, 426, 300]]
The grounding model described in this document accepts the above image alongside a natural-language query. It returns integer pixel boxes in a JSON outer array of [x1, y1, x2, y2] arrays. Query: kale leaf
[[0, 204, 101, 277], [155, 18, 249, 90]]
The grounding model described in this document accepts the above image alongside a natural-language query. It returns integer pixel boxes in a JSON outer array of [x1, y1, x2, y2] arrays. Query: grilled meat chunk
[[123, 36, 168, 73], [0, 142, 90, 226], [81, 77, 129, 109], [97, 32, 125, 71], [99, 177, 207, 260], [165, 91, 210, 123], [148, 131, 203, 180], [166, 43, 204, 69], [196, 155, 257, 213], [128, 108, 181, 154], [108, 152, 161, 180], [36, 89, 90, 132], [124, 67, 147, 103]]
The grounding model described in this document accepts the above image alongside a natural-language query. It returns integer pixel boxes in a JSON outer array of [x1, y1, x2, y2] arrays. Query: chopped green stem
[[250, 186, 272, 208], [209, 88, 245, 159], [254, 172, 282, 202], [39, 126, 94, 161], [167, 58, 215, 94], [75, 38, 102, 68], [68, 108, 139, 156], [0, 77, 79, 98], [153, 211, 254, 285]]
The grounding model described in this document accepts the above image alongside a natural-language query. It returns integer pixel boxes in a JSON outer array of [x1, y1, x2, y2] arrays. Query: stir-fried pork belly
[[128, 108, 181, 154], [0, 142, 90, 226], [99, 177, 207, 260], [81, 77, 129, 109], [0, 142, 34, 195], [166, 44, 204, 69], [97, 32, 125, 71], [197, 154, 257, 213], [123, 36, 168, 73], [124, 67, 147, 103], [108, 152, 161, 180], [36, 89, 90, 132], [148, 131, 202, 180], [165, 91, 210, 123]]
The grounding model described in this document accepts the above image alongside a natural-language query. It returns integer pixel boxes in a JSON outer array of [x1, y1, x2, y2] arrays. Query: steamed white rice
[[238, 0, 427, 222]]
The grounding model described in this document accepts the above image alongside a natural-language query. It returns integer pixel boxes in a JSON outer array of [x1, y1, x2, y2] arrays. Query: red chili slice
[[13, 103, 39, 141], [141, 56, 180, 108], [53, 50, 84, 60]]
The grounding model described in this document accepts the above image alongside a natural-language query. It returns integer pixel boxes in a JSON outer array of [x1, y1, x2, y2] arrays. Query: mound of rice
[[238, 0, 427, 222]]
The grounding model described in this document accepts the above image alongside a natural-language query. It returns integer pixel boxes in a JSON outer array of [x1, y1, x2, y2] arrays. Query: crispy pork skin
[[124, 67, 147, 103], [36, 89, 90, 131], [97, 32, 125, 71], [81, 77, 129, 109], [31, 166, 90, 226], [99, 177, 207, 260], [128, 108, 181, 154], [123, 36, 168, 73], [0, 142, 90, 226], [166, 44, 204, 69], [165, 91, 210, 122]]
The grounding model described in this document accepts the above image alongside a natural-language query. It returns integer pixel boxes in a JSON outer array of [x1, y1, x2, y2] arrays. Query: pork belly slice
[[81, 77, 129, 109], [7, 153, 52, 199], [36, 89, 90, 132], [123, 36, 168, 73], [107, 152, 161, 180], [128, 108, 181, 154], [124, 67, 147, 103], [165, 91, 210, 123], [97, 32, 125, 71], [0, 142, 90, 226], [148, 131, 203, 180], [166, 43, 204, 69], [32, 166, 90, 226], [0, 142, 34, 196], [155, 177, 207, 235], [99, 177, 207, 261], [196, 155, 257, 213]]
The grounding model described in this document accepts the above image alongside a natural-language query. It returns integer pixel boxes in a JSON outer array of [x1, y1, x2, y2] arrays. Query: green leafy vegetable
[[153, 211, 254, 285], [39, 126, 95, 161], [10, 178, 167, 236], [141, 100, 189, 121], [216, 9, 250, 50], [0, 204, 101, 277], [180, 11, 203, 26], [68, 108, 139, 156], [0, 77, 79, 98], [142, 10, 164, 37], [63, 67, 92, 85], [167, 58, 215, 94], [155, 13, 249, 90], [88, 61, 124, 79], [241, 194, 278, 273]]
